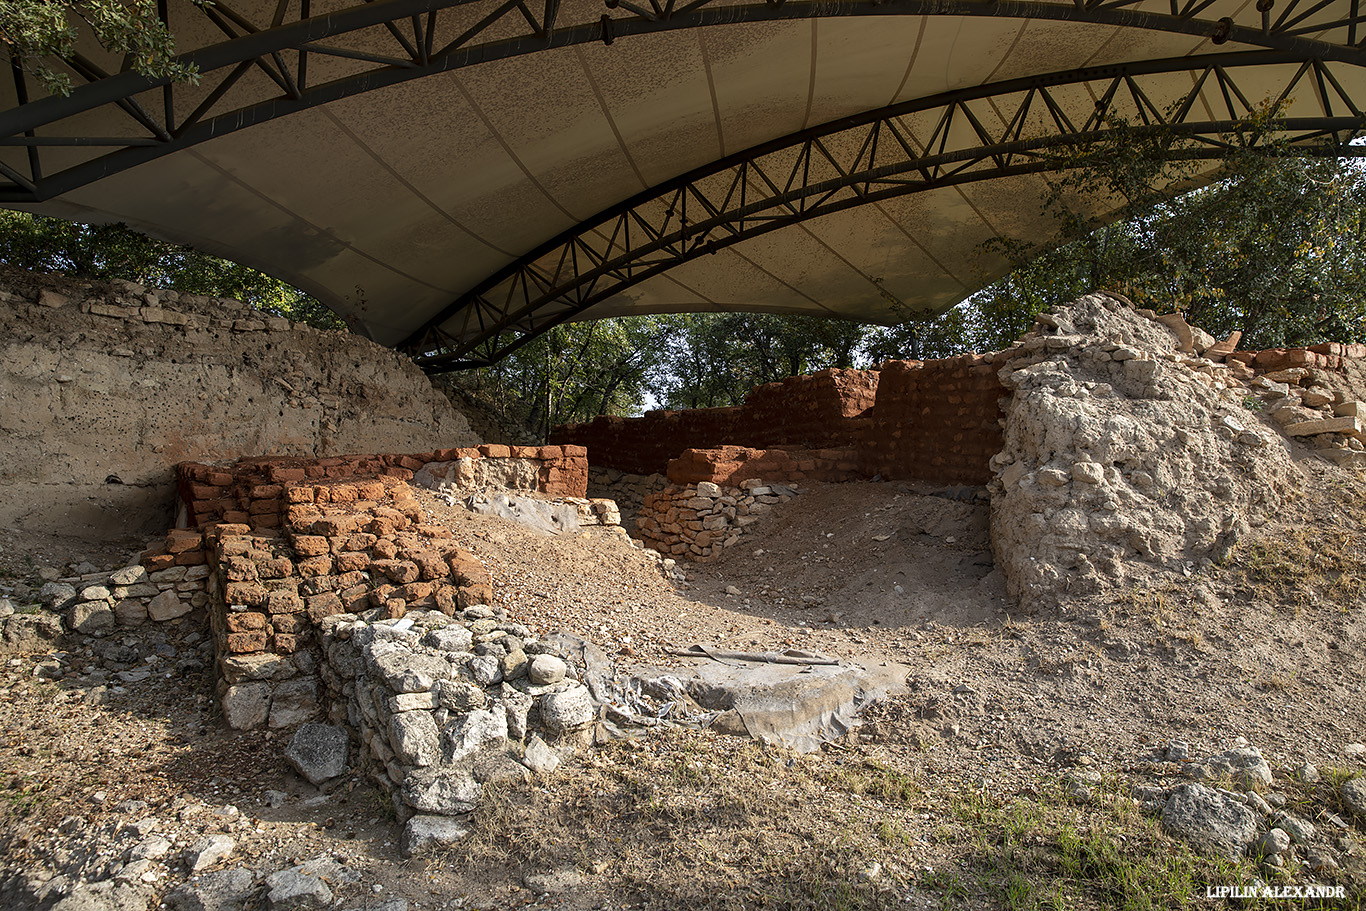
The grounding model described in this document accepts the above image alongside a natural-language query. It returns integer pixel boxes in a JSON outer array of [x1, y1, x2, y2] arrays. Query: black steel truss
[[2, 0, 1366, 202], [398, 52, 1366, 370], [398, 54, 1366, 371]]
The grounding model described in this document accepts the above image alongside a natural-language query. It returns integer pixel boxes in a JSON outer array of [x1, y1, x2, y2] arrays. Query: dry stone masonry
[[634, 479, 798, 561], [1, 526, 214, 660], [314, 615, 607, 856]]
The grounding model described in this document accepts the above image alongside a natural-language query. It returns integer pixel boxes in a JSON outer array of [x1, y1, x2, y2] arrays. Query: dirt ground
[[1, 465, 1364, 910]]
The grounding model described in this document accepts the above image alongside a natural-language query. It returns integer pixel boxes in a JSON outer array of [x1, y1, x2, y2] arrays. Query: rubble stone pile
[[989, 293, 1300, 611]]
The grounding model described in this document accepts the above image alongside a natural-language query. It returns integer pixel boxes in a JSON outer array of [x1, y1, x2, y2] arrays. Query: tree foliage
[[649, 312, 866, 409], [448, 318, 669, 440], [0, 0, 205, 96], [974, 107, 1366, 349], [0, 209, 342, 327]]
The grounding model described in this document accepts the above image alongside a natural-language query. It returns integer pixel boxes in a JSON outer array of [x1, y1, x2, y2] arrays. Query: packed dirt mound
[[0, 267, 476, 540], [991, 292, 1297, 612]]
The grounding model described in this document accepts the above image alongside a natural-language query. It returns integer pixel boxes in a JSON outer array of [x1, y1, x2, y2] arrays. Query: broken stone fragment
[[148, 590, 191, 621], [539, 684, 595, 735], [1155, 312, 1195, 353], [1283, 416, 1363, 437], [285, 723, 349, 785], [1071, 461, 1104, 484], [528, 654, 568, 686], [222, 682, 271, 730], [187, 834, 236, 872], [1161, 783, 1258, 858], [401, 815, 469, 857]]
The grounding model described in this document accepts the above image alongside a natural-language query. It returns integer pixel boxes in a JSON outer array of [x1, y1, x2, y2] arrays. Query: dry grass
[[457, 730, 910, 910], [1226, 486, 1366, 612], [442, 728, 1290, 911]]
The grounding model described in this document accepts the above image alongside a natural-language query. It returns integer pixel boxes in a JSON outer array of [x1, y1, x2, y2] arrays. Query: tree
[[1, 0, 206, 96], [447, 317, 669, 438], [0, 209, 343, 327], [974, 106, 1366, 349], [649, 312, 868, 410]]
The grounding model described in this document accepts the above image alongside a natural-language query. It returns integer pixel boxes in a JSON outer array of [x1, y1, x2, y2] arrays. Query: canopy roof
[[2, 0, 1363, 368]]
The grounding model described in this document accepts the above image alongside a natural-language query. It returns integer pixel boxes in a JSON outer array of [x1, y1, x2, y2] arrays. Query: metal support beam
[[1, 0, 1365, 201], [395, 52, 1366, 370]]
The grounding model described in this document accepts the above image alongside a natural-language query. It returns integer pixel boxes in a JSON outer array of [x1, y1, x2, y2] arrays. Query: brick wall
[[550, 368, 877, 476], [175, 445, 588, 531], [666, 446, 867, 486], [552, 358, 1004, 487], [860, 354, 1008, 486], [1230, 344, 1366, 372], [208, 479, 497, 729]]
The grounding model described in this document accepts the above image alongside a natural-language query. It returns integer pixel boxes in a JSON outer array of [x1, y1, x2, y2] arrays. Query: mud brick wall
[[208, 477, 497, 730], [549, 409, 744, 477], [554, 356, 1005, 486], [737, 368, 879, 448], [176, 445, 588, 531], [550, 369, 878, 475], [1230, 344, 1366, 372], [666, 446, 866, 487], [860, 354, 1009, 486]]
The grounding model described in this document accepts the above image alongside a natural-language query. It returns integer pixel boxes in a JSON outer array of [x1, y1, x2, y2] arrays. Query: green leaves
[[975, 105, 1366, 350], [1, 0, 206, 96], [0, 210, 342, 328]]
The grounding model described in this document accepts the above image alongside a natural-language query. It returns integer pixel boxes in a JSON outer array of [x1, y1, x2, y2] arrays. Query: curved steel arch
[[2, 0, 1365, 202], [397, 51, 1366, 370]]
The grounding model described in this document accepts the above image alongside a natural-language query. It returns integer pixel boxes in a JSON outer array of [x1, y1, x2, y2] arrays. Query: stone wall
[[0, 267, 479, 539], [208, 476, 496, 731], [314, 616, 604, 855], [635, 479, 797, 562], [585, 468, 669, 528]]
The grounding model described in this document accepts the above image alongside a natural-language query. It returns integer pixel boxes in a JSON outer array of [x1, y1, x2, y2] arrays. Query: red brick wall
[[551, 368, 877, 475], [860, 355, 1007, 486], [553, 358, 1004, 487], [1230, 344, 1366, 372], [176, 444, 588, 530], [666, 446, 867, 486]]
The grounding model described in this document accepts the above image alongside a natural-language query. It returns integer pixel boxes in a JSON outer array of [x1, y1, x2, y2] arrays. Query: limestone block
[[1283, 416, 1363, 437]]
